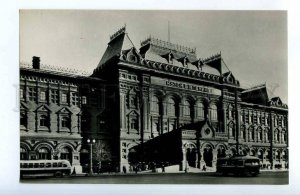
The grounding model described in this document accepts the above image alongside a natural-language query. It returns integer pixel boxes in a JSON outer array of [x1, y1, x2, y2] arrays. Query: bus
[[20, 160, 72, 178], [216, 155, 260, 176]]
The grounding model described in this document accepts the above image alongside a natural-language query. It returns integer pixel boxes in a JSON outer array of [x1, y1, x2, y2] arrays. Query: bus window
[[34, 163, 39, 168], [20, 163, 23, 168], [63, 164, 68, 167], [58, 162, 62, 167], [53, 163, 58, 167], [46, 163, 51, 168], [40, 163, 45, 168], [28, 163, 33, 168], [23, 163, 28, 168]]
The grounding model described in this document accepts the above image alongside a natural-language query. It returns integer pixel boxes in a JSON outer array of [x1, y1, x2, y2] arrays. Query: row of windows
[[229, 127, 287, 143], [20, 113, 71, 129], [240, 113, 286, 127], [20, 147, 72, 161], [20, 87, 80, 106], [151, 97, 217, 120]]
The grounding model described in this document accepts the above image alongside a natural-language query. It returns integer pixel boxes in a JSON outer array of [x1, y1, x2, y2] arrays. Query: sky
[[19, 10, 287, 103]]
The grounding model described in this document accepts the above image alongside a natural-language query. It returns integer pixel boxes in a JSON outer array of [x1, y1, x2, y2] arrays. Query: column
[[120, 92, 126, 131], [194, 150, 199, 169], [212, 150, 218, 171], [181, 147, 186, 171]]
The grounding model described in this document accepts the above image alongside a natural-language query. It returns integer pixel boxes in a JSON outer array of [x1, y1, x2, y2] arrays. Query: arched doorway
[[203, 146, 213, 167], [20, 147, 28, 160], [60, 147, 72, 164], [186, 148, 197, 167], [38, 147, 51, 160], [217, 146, 226, 158], [128, 148, 139, 165]]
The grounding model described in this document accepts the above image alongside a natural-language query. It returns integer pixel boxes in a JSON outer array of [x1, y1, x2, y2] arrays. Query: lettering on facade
[[151, 76, 221, 95]]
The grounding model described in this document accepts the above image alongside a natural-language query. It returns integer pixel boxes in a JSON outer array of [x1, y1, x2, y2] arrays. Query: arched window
[[60, 147, 72, 162], [151, 96, 160, 114], [196, 102, 204, 118], [167, 98, 176, 116], [61, 117, 70, 128], [258, 150, 263, 160], [38, 147, 51, 160], [183, 100, 191, 117], [20, 147, 28, 160], [252, 129, 255, 141], [282, 131, 286, 143], [40, 115, 49, 127], [210, 104, 218, 121]]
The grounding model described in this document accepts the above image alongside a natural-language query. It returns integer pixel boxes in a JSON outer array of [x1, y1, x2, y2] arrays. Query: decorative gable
[[199, 120, 215, 138], [35, 104, 51, 113], [56, 107, 72, 114]]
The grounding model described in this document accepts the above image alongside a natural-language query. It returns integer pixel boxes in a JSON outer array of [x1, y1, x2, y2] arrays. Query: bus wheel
[[55, 171, 62, 178]]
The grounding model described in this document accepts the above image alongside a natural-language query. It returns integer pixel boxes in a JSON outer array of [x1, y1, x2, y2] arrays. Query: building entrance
[[203, 147, 213, 167]]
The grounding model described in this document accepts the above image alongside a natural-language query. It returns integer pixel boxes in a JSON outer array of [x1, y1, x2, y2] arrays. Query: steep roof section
[[241, 83, 269, 105], [96, 26, 135, 68]]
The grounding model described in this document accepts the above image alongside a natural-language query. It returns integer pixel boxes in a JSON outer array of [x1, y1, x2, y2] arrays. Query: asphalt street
[[21, 171, 288, 185]]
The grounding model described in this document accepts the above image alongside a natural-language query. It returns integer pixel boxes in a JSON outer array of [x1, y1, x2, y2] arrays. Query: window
[[40, 91, 46, 101], [71, 92, 79, 106], [257, 115, 261, 124], [167, 98, 176, 116], [210, 104, 218, 121], [20, 147, 27, 160], [28, 87, 37, 102], [61, 93, 67, 103], [40, 115, 49, 127], [82, 96, 87, 105], [130, 96, 137, 108], [274, 117, 278, 126], [151, 96, 160, 113], [197, 102, 204, 118], [183, 100, 191, 117], [51, 89, 59, 104], [61, 117, 70, 128], [20, 88, 24, 100], [60, 147, 71, 161], [130, 118, 138, 130], [20, 113, 27, 126], [38, 147, 51, 160]]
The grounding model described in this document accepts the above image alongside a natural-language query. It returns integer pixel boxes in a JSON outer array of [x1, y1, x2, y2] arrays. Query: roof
[[96, 26, 135, 68], [20, 63, 104, 82]]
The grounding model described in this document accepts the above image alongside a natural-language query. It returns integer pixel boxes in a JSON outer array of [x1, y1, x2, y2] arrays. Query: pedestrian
[[123, 166, 127, 174], [162, 163, 165, 173], [202, 165, 206, 171]]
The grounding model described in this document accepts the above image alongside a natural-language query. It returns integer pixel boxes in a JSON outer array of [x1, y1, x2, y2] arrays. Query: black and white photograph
[[18, 10, 289, 185]]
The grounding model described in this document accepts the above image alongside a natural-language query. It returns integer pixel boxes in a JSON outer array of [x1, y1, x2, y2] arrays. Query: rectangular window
[[61, 93, 67, 103], [28, 87, 37, 102], [71, 92, 79, 106], [40, 91, 46, 101], [51, 89, 59, 104]]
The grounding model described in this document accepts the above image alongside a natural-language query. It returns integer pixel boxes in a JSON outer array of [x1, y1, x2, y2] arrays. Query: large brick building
[[20, 26, 288, 173]]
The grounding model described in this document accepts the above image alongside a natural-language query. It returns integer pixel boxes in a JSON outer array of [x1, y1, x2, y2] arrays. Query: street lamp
[[87, 138, 96, 175]]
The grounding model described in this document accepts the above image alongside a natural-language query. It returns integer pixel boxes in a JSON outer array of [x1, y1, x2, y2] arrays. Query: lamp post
[[87, 138, 96, 175]]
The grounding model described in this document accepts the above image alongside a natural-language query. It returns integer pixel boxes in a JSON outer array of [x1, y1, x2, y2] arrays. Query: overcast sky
[[19, 10, 287, 103]]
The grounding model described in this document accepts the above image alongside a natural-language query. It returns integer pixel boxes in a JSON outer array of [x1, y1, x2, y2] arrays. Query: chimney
[[32, 56, 40, 69]]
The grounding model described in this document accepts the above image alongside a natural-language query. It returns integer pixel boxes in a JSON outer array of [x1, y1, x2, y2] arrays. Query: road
[[21, 171, 288, 185]]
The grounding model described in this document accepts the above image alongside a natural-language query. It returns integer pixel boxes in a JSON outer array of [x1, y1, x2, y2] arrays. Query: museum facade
[[20, 27, 288, 173]]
